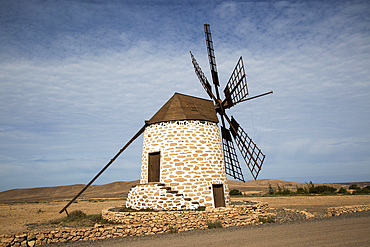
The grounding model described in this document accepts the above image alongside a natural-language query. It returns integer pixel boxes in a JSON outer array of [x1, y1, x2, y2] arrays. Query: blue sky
[[1, 0, 369, 191]]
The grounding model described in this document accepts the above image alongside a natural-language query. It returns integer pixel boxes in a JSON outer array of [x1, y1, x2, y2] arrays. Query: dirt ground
[[1, 195, 369, 235], [0, 199, 127, 234]]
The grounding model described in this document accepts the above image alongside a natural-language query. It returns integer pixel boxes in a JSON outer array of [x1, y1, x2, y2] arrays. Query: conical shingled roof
[[146, 93, 219, 125]]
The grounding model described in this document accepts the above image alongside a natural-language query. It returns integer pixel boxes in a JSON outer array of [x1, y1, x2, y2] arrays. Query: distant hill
[[0, 179, 368, 203], [0, 181, 140, 203]]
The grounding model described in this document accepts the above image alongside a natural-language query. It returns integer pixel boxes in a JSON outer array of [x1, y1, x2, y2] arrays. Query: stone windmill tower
[[59, 24, 272, 215], [126, 93, 230, 210]]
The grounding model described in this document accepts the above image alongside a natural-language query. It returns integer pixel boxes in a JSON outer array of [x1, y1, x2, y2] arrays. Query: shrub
[[67, 210, 86, 221], [308, 182, 337, 194], [168, 226, 178, 233], [349, 184, 359, 190], [277, 183, 282, 193], [275, 184, 291, 195], [50, 210, 108, 226], [361, 186, 370, 194], [259, 216, 275, 223], [276, 188, 291, 195], [196, 206, 206, 211], [207, 220, 223, 229], [353, 186, 370, 195], [268, 183, 275, 194], [229, 189, 243, 196], [296, 187, 308, 194], [338, 187, 348, 194], [311, 185, 337, 194]]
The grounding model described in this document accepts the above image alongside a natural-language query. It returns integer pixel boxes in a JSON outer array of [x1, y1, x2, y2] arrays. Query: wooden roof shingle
[[146, 93, 218, 125]]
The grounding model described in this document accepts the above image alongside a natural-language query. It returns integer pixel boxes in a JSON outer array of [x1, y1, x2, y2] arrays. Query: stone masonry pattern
[[126, 120, 230, 210], [126, 183, 199, 211]]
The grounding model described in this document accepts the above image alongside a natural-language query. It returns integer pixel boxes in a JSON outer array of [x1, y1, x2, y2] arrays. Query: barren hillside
[[0, 180, 139, 203], [0, 179, 368, 203]]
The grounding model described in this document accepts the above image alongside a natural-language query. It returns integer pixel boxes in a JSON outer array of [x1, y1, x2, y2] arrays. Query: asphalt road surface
[[46, 211, 370, 247]]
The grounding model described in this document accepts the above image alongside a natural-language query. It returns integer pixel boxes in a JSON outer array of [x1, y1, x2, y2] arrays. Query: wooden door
[[212, 184, 225, 207], [148, 152, 160, 182]]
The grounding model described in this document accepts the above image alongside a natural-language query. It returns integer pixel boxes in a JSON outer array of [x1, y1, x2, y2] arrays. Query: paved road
[[47, 211, 370, 247]]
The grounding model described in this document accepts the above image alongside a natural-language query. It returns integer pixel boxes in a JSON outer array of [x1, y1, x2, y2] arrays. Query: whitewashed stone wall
[[126, 183, 198, 210], [126, 120, 229, 209]]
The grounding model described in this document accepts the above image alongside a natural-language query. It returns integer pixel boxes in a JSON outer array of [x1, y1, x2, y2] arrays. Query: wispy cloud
[[0, 0, 369, 191]]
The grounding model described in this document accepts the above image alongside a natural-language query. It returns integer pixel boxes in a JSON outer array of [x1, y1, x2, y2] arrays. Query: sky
[[0, 0, 369, 192]]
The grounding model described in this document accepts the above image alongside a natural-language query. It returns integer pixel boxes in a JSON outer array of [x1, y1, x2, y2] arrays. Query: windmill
[[190, 24, 272, 182], [60, 24, 272, 214]]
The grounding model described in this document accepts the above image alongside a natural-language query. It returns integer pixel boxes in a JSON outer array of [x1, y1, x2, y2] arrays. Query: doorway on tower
[[212, 184, 225, 207], [148, 152, 160, 182]]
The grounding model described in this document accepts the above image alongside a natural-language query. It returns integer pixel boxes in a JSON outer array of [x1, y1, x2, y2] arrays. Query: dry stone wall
[[127, 120, 230, 210], [103, 203, 270, 227], [0, 203, 272, 247], [327, 204, 370, 216]]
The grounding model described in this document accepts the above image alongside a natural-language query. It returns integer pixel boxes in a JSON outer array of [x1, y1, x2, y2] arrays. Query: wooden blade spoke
[[223, 56, 249, 109], [229, 117, 265, 180], [204, 24, 220, 87], [221, 126, 244, 182], [190, 52, 218, 102]]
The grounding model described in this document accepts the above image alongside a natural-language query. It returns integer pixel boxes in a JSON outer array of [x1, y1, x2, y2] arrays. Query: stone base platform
[[102, 202, 273, 231]]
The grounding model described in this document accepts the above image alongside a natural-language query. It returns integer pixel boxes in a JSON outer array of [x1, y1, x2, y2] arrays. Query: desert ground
[[1, 195, 370, 235], [0, 179, 369, 235], [0, 199, 126, 234]]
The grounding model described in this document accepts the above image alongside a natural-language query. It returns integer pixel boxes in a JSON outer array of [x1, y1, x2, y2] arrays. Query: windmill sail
[[223, 56, 249, 109], [190, 52, 217, 102], [221, 126, 244, 181], [229, 117, 265, 180], [204, 24, 220, 87]]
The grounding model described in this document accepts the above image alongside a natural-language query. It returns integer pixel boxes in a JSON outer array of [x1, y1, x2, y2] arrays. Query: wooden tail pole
[[239, 91, 273, 103], [59, 124, 146, 214]]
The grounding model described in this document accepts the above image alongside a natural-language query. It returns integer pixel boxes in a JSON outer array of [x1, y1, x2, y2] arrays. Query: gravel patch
[[271, 208, 308, 223]]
